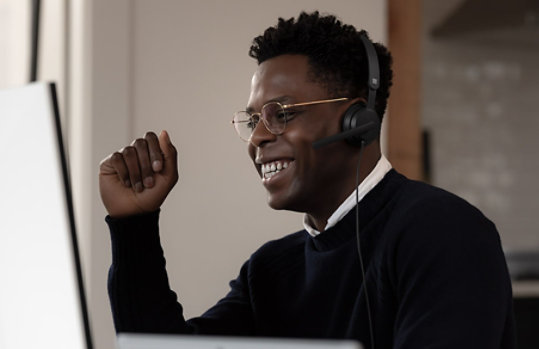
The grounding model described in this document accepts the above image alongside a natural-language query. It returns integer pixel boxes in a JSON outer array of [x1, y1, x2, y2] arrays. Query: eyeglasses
[[231, 97, 349, 142]]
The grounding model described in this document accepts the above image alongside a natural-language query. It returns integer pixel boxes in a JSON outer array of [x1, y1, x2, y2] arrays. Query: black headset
[[310, 34, 380, 349], [312, 34, 381, 149]]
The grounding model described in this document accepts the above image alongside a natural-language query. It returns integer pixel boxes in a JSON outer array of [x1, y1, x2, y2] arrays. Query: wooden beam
[[387, 0, 423, 180]]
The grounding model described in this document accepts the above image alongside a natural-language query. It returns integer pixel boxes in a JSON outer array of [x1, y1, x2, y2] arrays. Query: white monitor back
[[0, 83, 91, 349]]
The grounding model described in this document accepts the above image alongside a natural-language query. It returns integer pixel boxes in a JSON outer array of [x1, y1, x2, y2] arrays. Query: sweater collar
[[309, 169, 405, 251], [303, 155, 392, 237]]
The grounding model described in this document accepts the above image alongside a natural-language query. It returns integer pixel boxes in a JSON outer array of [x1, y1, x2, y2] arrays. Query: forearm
[[107, 210, 189, 333]]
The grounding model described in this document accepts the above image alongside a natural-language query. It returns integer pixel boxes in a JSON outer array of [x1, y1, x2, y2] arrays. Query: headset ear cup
[[341, 103, 381, 146]]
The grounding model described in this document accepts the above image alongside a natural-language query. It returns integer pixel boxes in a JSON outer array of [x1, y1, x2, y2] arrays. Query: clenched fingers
[[132, 138, 154, 189], [144, 131, 164, 172], [108, 151, 131, 187], [121, 145, 144, 192], [99, 131, 174, 194]]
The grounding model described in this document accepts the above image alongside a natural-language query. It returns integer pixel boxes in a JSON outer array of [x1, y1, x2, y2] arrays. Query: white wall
[[129, 0, 387, 319], [69, 2, 133, 349], [50, 2, 388, 349], [0, 0, 30, 89]]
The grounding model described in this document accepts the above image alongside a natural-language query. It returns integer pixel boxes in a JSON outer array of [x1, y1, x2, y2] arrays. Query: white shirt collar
[[303, 155, 392, 237]]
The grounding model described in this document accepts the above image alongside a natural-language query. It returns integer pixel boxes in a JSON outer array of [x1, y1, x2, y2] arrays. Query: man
[[99, 12, 515, 348]]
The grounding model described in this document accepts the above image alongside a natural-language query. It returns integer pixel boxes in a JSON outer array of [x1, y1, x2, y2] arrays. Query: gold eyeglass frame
[[231, 97, 349, 142]]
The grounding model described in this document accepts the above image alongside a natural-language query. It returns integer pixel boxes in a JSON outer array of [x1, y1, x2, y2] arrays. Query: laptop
[[117, 333, 362, 349], [0, 83, 92, 349]]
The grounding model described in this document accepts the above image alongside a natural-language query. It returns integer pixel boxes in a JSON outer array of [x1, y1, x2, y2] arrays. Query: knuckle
[[110, 152, 125, 165], [133, 138, 147, 148], [144, 131, 158, 140], [122, 146, 136, 155]]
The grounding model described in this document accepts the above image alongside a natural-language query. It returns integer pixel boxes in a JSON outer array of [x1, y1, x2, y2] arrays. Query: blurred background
[[0, 0, 537, 348]]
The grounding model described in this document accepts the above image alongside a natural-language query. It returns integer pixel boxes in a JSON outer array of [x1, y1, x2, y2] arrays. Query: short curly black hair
[[249, 11, 393, 120]]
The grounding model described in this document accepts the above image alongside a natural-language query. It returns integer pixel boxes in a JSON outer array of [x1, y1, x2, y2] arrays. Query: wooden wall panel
[[387, 0, 423, 180]]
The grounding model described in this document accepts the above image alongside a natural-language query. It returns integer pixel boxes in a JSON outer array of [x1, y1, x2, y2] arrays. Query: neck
[[307, 143, 381, 232]]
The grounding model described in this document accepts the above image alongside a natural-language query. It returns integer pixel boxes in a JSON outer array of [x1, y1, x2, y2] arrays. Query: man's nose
[[249, 119, 277, 147]]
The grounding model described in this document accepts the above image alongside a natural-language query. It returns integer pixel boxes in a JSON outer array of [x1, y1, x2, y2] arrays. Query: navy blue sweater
[[107, 170, 515, 348]]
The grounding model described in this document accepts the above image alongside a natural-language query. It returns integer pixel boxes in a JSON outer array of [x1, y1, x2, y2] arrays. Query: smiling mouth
[[261, 160, 292, 180]]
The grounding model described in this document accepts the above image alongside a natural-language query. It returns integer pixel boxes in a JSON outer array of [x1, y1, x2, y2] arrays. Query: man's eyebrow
[[245, 96, 293, 113]]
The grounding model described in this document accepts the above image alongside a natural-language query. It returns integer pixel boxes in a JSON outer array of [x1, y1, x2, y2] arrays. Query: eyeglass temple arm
[[282, 97, 349, 109]]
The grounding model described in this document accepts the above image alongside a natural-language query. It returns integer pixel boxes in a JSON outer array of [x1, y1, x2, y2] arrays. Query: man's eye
[[276, 111, 287, 120], [279, 110, 298, 121]]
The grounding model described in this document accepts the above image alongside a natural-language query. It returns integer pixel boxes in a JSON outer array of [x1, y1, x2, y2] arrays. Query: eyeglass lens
[[234, 102, 286, 141]]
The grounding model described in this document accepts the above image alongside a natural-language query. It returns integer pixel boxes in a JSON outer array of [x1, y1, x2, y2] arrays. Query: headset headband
[[360, 35, 380, 111]]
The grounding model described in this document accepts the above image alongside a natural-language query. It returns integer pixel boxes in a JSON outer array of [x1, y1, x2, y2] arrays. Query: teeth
[[261, 160, 291, 180]]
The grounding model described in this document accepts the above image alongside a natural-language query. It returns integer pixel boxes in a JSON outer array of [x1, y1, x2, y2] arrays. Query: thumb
[[158, 130, 178, 176]]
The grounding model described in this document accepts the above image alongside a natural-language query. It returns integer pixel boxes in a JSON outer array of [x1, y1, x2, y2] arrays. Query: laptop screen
[[0, 83, 92, 349]]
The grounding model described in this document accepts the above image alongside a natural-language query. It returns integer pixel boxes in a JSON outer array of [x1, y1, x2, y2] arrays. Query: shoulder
[[382, 175, 505, 273], [374, 170, 487, 224], [389, 175, 496, 234], [380, 174, 502, 261], [396, 175, 479, 212], [378, 176, 513, 346]]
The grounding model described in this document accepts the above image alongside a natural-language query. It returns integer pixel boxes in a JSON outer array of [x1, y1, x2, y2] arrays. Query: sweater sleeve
[[390, 195, 515, 349], [106, 211, 255, 335]]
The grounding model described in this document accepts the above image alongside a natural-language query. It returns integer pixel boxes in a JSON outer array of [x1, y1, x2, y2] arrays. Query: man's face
[[246, 54, 358, 214]]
